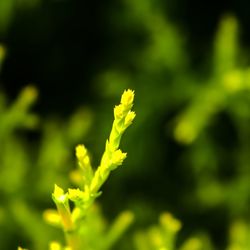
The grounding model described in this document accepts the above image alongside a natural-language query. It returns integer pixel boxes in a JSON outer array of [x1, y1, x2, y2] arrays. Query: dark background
[[2, 0, 250, 113]]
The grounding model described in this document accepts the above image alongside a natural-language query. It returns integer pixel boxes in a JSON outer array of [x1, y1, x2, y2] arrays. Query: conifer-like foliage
[[1, 1, 250, 249], [46, 90, 136, 250]]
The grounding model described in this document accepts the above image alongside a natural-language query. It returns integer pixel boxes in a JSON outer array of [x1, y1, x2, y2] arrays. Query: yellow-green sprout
[[51, 89, 136, 250]]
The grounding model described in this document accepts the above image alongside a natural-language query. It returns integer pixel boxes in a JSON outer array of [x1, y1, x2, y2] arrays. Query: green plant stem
[[55, 202, 80, 250]]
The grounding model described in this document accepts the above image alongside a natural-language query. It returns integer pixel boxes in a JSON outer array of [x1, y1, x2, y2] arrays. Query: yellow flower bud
[[124, 111, 136, 127], [49, 241, 62, 250], [111, 150, 127, 166], [75, 145, 93, 185], [53, 184, 67, 203], [54, 184, 64, 196], [114, 104, 124, 119], [75, 144, 87, 160], [121, 89, 134, 107], [68, 188, 86, 201]]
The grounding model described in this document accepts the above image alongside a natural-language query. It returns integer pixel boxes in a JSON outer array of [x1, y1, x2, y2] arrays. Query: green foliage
[[134, 213, 182, 250], [174, 15, 248, 144], [0, 0, 250, 249], [227, 221, 250, 250], [0, 51, 93, 248], [48, 89, 135, 250]]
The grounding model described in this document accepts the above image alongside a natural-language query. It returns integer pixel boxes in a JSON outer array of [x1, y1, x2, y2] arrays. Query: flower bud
[[111, 150, 127, 167], [68, 188, 86, 202], [114, 104, 124, 119], [49, 241, 62, 250], [52, 184, 67, 203], [124, 111, 136, 127], [121, 89, 134, 107], [76, 144, 87, 160]]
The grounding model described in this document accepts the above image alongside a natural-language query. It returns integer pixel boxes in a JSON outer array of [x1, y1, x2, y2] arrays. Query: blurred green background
[[0, 0, 249, 249]]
